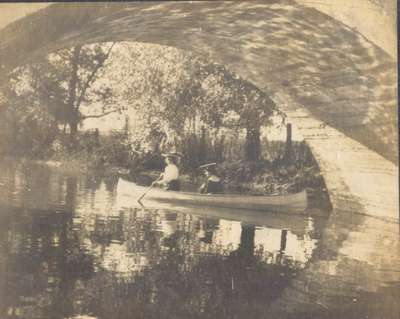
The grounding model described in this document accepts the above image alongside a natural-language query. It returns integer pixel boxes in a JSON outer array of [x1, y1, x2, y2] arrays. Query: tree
[[63, 43, 118, 145], [9, 42, 120, 149], [117, 43, 276, 161], [5, 41, 278, 161], [0, 73, 58, 157], [178, 61, 275, 161]]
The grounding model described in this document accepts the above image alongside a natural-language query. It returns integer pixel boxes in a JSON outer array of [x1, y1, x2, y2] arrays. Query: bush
[[95, 131, 132, 168], [50, 129, 134, 169], [180, 132, 225, 172], [218, 159, 271, 184], [129, 151, 164, 173], [0, 107, 58, 159]]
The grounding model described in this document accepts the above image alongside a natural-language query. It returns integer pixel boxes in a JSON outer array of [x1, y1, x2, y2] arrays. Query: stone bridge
[[0, 1, 397, 222]]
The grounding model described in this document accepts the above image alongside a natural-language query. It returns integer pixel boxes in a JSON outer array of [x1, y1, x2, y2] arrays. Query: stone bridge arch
[[0, 1, 397, 221]]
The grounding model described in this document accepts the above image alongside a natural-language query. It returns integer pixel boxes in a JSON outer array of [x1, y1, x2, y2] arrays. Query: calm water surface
[[0, 160, 398, 319]]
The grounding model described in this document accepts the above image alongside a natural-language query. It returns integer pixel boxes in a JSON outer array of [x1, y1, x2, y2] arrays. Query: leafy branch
[[75, 42, 116, 111], [81, 107, 121, 120]]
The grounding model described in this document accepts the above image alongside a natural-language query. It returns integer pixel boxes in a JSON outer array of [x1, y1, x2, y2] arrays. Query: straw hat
[[199, 162, 217, 169], [162, 152, 183, 159], [199, 163, 218, 174]]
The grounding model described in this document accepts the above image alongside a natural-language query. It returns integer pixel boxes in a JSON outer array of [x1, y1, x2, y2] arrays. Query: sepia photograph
[[0, 1, 398, 319]]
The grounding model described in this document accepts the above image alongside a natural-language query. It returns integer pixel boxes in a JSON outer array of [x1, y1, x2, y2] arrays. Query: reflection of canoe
[[116, 178, 308, 214]]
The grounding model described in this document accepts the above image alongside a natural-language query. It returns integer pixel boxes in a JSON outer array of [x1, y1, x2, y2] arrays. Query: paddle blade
[[137, 198, 145, 207]]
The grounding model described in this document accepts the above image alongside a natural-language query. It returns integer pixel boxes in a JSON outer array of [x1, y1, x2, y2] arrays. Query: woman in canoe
[[199, 163, 224, 194], [153, 153, 181, 191]]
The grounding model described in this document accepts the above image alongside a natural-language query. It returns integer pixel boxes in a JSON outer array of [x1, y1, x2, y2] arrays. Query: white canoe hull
[[116, 178, 308, 214]]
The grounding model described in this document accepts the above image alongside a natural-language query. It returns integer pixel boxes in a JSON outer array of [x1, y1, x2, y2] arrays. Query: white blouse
[[162, 164, 179, 182]]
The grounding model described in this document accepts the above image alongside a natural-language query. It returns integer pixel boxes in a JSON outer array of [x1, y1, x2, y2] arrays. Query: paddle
[[137, 175, 163, 205]]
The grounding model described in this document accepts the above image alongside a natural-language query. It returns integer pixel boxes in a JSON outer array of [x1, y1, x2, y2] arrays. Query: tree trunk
[[199, 126, 207, 164], [67, 45, 81, 149], [244, 125, 261, 161], [282, 123, 295, 165], [69, 121, 78, 149]]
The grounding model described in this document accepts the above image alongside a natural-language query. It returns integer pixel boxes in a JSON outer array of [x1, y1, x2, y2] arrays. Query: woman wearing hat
[[153, 153, 181, 191], [199, 163, 224, 194]]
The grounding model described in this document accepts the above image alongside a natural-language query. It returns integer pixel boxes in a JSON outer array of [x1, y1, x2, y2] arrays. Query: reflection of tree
[[0, 208, 95, 319], [65, 175, 78, 211], [0, 159, 316, 319], [236, 224, 256, 257], [79, 212, 302, 319]]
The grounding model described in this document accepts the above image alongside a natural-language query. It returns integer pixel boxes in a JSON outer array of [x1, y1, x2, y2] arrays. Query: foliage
[[180, 130, 226, 172], [5, 43, 121, 145], [2, 42, 280, 167], [50, 129, 134, 170], [212, 141, 328, 199], [112, 42, 276, 160], [82, 130, 133, 168], [0, 83, 58, 158]]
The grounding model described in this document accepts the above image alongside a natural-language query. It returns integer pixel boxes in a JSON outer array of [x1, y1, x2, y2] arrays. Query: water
[[0, 159, 398, 319]]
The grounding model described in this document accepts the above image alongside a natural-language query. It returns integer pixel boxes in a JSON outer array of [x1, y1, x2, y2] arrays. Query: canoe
[[116, 178, 308, 214]]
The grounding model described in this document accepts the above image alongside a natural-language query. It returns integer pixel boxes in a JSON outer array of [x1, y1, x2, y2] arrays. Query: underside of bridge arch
[[0, 1, 397, 221]]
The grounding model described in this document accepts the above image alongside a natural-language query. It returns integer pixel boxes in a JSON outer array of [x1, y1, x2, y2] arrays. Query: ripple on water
[[0, 160, 398, 319]]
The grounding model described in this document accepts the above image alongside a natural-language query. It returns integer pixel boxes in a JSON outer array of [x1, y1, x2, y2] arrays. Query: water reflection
[[0, 159, 398, 319]]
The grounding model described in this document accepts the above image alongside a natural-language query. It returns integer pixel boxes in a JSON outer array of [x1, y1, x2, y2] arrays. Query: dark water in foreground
[[0, 160, 398, 319]]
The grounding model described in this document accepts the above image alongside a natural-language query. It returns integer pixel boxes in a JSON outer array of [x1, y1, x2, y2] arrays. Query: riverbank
[[2, 150, 331, 210]]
